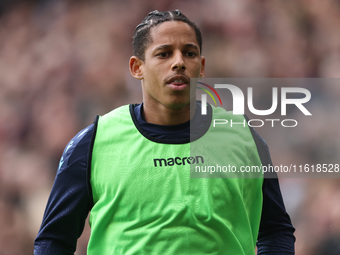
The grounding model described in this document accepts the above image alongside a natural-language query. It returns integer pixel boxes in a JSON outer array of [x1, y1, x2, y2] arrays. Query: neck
[[142, 102, 191, 125]]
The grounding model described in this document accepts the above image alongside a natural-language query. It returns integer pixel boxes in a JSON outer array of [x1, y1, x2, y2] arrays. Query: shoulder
[[100, 104, 131, 120], [210, 105, 240, 119], [57, 123, 96, 174]]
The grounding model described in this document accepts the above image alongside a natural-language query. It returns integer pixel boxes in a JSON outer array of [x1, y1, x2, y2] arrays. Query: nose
[[171, 52, 186, 72]]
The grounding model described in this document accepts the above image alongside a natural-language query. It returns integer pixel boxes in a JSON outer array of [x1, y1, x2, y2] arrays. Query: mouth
[[165, 75, 190, 90]]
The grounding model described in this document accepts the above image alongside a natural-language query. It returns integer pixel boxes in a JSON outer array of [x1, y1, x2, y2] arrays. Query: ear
[[199, 56, 205, 77], [129, 56, 144, 80]]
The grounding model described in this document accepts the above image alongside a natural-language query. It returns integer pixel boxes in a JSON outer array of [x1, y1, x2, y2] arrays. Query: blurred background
[[0, 0, 340, 254]]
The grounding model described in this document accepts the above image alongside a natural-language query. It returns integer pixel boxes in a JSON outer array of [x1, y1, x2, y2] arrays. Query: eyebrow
[[153, 43, 200, 52], [184, 43, 200, 51]]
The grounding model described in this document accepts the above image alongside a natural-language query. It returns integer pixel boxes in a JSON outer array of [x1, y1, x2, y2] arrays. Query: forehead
[[148, 21, 199, 50]]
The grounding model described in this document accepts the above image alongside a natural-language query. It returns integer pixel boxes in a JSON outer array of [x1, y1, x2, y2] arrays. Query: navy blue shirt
[[34, 103, 295, 254]]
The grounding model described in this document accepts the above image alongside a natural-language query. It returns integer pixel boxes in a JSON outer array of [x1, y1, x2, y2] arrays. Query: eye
[[157, 52, 171, 58], [185, 51, 197, 57]]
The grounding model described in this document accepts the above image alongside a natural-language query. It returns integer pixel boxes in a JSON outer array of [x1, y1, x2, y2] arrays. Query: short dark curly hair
[[133, 10, 202, 61]]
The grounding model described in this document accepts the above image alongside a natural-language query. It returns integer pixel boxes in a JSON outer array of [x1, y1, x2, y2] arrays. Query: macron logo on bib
[[153, 156, 204, 167]]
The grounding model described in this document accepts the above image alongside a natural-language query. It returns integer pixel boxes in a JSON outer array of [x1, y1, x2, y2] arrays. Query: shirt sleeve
[[34, 124, 95, 255], [248, 125, 296, 254]]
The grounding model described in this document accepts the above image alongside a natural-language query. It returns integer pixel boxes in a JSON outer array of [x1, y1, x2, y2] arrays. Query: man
[[34, 10, 295, 254]]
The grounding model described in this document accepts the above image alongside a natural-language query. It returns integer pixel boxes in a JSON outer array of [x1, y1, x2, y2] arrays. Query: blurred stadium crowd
[[0, 0, 340, 254]]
